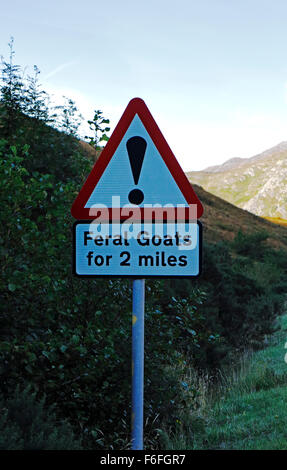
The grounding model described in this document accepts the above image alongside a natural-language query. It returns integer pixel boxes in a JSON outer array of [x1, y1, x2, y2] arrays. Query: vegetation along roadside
[[1, 38, 287, 449]]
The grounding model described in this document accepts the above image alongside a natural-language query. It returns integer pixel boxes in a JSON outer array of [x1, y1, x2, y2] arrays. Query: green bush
[[231, 229, 269, 260], [0, 385, 81, 450], [163, 238, 285, 369], [0, 141, 206, 448]]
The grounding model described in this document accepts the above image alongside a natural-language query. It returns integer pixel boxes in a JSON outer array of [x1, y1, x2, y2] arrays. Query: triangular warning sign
[[71, 98, 203, 220]]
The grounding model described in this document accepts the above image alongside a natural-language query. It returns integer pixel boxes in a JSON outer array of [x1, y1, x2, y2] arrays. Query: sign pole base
[[131, 278, 145, 450]]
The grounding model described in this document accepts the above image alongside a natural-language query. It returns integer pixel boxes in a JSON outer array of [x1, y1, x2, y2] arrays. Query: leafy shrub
[[164, 238, 285, 370], [0, 385, 81, 450], [232, 229, 269, 260], [0, 141, 207, 448]]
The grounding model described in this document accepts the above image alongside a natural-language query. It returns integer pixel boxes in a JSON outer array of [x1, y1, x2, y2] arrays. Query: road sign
[[73, 220, 202, 278], [72, 97, 203, 278], [71, 97, 203, 221], [71, 97, 203, 450]]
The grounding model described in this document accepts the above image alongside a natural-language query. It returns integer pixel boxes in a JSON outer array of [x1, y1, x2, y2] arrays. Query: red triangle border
[[71, 98, 203, 220]]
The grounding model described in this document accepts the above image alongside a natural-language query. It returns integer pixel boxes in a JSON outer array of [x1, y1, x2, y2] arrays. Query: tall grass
[[160, 314, 287, 450]]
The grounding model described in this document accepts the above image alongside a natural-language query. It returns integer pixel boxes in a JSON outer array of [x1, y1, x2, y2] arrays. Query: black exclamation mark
[[126, 136, 147, 205]]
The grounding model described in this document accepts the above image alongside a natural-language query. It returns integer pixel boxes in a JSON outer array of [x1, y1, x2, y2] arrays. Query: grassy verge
[[162, 314, 287, 450]]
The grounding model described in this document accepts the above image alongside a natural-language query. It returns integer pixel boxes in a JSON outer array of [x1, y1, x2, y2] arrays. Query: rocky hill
[[193, 183, 287, 251], [187, 142, 287, 218]]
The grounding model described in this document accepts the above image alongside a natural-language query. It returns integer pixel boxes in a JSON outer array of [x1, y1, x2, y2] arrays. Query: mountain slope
[[187, 142, 287, 218], [194, 183, 287, 251]]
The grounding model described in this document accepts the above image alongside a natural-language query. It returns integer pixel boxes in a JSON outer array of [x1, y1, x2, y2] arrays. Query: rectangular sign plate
[[73, 221, 202, 278]]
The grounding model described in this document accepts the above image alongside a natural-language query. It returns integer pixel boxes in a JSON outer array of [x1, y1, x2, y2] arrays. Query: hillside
[[193, 183, 287, 251], [2, 116, 287, 450], [187, 142, 287, 218], [165, 314, 287, 450], [78, 140, 100, 161]]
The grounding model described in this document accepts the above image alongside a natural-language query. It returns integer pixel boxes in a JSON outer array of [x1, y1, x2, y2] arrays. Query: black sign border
[[72, 220, 202, 278]]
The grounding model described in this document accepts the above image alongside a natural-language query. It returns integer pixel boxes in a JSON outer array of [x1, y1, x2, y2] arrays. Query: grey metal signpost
[[131, 279, 145, 450]]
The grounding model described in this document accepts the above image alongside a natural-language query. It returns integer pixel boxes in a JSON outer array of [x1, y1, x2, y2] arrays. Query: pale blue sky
[[2, 0, 287, 170]]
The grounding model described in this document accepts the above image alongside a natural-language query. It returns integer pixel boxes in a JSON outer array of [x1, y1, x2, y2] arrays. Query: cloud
[[43, 61, 76, 81]]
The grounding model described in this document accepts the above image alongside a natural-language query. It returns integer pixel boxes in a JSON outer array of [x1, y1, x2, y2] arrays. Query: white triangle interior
[[85, 114, 188, 208]]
